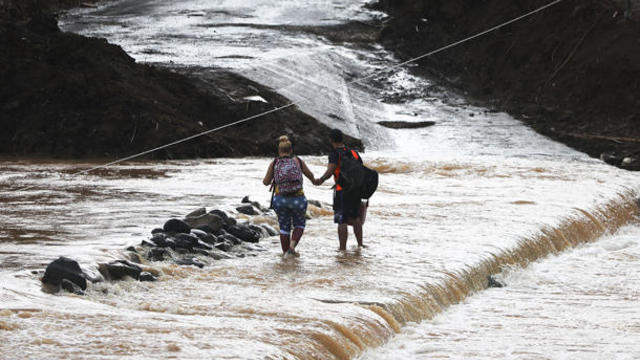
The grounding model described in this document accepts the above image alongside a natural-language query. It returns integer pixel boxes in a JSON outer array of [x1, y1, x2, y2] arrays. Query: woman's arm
[[263, 160, 275, 186], [298, 158, 316, 182]]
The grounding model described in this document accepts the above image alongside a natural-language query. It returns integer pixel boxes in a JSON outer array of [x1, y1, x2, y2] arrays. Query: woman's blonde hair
[[278, 135, 292, 155]]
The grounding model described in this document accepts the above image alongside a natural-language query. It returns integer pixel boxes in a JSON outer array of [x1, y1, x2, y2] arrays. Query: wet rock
[[236, 204, 260, 216], [163, 218, 191, 234], [139, 272, 158, 282], [308, 199, 323, 208], [214, 240, 234, 252], [487, 275, 505, 288], [191, 229, 217, 244], [219, 233, 242, 245], [600, 152, 620, 166], [261, 224, 278, 237], [248, 224, 268, 239], [147, 248, 168, 262], [224, 217, 237, 226], [176, 258, 205, 268], [241, 196, 265, 211], [99, 260, 142, 281], [226, 224, 261, 243], [151, 228, 166, 235], [150, 233, 175, 248], [194, 240, 213, 250], [183, 213, 224, 232], [621, 157, 640, 170], [208, 209, 229, 219], [42, 256, 87, 291], [174, 233, 200, 249], [141, 239, 157, 247], [186, 207, 207, 218], [126, 246, 137, 253], [128, 252, 143, 264], [61, 278, 85, 295], [377, 121, 435, 129]]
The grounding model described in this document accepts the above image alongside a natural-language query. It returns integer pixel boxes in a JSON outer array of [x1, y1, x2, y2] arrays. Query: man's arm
[[315, 163, 337, 185]]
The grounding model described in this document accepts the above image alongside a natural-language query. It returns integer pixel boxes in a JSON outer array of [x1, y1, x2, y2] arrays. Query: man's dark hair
[[329, 129, 343, 143]]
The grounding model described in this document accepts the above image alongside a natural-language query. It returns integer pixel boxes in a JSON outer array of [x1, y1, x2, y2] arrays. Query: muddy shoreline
[[0, 2, 362, 160], [373, 0, 640, 170]]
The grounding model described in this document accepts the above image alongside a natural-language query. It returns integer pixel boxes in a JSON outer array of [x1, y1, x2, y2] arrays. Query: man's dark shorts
[[333, 190, 361, 224]]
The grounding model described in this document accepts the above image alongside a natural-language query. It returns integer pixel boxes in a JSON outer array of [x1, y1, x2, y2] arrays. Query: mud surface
[[373, 0, 640, 170], [0, 5, 361, 160]]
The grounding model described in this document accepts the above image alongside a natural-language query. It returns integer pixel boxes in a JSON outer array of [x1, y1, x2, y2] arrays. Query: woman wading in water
[[263, 136, 317, 257]]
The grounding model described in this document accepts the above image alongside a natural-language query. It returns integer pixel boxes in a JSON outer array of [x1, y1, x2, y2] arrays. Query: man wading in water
[[315, 129, 367, 250]]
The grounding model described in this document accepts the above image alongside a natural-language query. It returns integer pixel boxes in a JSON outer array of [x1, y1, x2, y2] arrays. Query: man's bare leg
[[353, 218, 363, 247], [338, 224, 348, 250]]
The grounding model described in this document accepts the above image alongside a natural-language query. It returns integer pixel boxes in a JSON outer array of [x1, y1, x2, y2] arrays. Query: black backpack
[[337, 149, 379, 200]]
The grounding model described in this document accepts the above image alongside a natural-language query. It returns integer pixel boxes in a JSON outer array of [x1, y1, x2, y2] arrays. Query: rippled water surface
[[363, 224, 640, 359], [1, 1, 639, 359]]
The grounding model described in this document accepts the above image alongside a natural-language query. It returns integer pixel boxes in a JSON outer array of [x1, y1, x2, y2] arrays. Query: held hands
[[313, 177, 324, 186]]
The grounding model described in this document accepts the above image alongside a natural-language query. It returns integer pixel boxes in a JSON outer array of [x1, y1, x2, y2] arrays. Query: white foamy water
[[1, 1, 639, 359], [362, 224, 640, 360]]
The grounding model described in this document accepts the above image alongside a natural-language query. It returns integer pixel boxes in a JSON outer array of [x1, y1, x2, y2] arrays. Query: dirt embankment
[[373, 0, 640, 170], [0, 5, 361, 159]]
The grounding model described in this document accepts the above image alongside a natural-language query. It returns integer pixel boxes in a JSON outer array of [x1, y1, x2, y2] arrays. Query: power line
[[9, 0, 566, 192]]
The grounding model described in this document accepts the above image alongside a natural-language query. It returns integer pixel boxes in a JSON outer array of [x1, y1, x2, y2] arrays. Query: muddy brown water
[[1, 1, 639, 359]]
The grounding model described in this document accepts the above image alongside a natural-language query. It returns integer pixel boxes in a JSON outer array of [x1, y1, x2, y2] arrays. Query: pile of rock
[[41, 197, 278, 295]]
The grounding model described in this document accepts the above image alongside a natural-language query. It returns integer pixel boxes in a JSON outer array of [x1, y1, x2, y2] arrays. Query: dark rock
[[600, 152, 620, 166], [226, 224, 261, 243], [27, 14, 61, 35], [126, 246, 137, 253], [139, 272, 158, 282], [236, 253, 246, 258], [621, 157, 640, 170], [224, 217, 238, 226], [261, 224, 278, 237], [248, 224, 268, 239], [61, 279, 85, 295], [174, 233, 200, 249], [147, 248, 168, 262], [196, 225, 217, 234], [308, 199, 323, 208], [186, 207, 207, 218], [164, 218, 191, 234], [99, 260, 142, 281], [487, 275, 505, 288], [128, 252, 143, 264], [242, 196, 266, 211], [150, 233, 174, 248], [176, 258, 205, 268], [141, 239, 157, 247], [183, 213, 224, 232], [377, 121, 436, 129], [151, 228, 166, 235], [191, 229, 217, 244], [214, 240, 234, 252], [194, 240, 213, 250], [208, 209, 229, 219], [42, 256, 87, 291], [220, 233, 242, 245], [236, 205, 260, 216]]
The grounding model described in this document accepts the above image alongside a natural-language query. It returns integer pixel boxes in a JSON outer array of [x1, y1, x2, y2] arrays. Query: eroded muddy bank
[[373, 0, 640, 170], [0, 4, 362, 159]]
